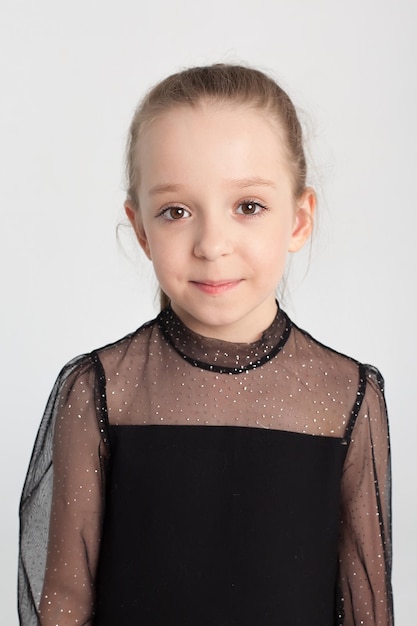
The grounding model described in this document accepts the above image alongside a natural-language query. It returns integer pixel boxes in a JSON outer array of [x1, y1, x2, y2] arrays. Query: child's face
[[126, 102, 314, 342]]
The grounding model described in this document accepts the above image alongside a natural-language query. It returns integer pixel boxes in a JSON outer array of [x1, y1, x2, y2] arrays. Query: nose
[[193, 215, 234, 260]]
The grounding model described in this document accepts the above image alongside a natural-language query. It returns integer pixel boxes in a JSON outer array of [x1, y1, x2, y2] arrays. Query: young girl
[[19, 64, 393, 625]]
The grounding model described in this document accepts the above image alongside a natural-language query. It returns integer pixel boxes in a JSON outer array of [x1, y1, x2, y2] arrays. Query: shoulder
[[287, 314, 384, 382], [91, 315, 160, 374], [285, 314, 386, 427], [286, 315, 363, 380], [59, 316, 159, 375]]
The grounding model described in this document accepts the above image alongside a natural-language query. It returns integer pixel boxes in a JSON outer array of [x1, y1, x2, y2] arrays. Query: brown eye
[[236, 201, 263, 215], [162, 206, 191, 220]]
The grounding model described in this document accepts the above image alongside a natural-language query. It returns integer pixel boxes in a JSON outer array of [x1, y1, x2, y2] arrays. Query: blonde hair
[[125, 64, 308, 310]]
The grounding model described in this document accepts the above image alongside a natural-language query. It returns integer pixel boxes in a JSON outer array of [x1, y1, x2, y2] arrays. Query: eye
[[236, 201, 266, 216], [159, 206, 191, 220]]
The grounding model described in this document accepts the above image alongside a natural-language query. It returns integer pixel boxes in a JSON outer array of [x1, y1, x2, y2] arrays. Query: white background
[[1, 0, 415, 623]]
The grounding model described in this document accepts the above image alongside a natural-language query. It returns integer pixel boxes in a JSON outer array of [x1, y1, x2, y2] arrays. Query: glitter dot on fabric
[[18, 306, 393, 625]]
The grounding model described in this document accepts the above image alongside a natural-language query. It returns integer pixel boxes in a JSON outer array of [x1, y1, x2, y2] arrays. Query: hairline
[[129, 96, 299, 205]]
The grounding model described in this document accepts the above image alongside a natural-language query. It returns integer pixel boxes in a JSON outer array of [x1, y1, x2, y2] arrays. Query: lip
[[190, 279, 242, 295]]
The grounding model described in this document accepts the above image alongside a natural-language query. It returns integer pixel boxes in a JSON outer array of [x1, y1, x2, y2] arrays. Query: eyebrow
[[149, 177, 276, 196], [228, 177, 277, 189], [149, 183, 184, 196]]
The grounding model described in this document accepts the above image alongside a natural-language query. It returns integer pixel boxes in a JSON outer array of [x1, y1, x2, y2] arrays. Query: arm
[[19, 355, 108, 626], [338, 367, 393, 625]]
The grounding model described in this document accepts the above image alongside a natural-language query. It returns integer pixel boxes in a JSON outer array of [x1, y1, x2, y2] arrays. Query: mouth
[[190, 279, 242, 295]]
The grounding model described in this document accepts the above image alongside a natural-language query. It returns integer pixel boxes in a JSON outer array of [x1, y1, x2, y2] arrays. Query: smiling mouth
[[190, 280, 242, 295]]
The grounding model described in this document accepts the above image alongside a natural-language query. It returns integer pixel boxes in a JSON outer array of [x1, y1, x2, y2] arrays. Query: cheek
[[148, 240, 184, 279], [253, 228, 292, 263]]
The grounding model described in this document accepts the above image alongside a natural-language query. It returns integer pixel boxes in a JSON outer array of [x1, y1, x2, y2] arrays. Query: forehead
[[136, 102, 288, 180]]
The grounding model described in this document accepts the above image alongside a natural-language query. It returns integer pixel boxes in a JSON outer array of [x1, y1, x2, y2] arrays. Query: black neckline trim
[[157, 307, 292, 375]]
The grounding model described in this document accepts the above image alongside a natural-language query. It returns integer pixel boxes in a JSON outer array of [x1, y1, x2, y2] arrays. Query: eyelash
[[156, 199, 268, 221], [157, 206, 191, 221], [236, 200, 268, 216]]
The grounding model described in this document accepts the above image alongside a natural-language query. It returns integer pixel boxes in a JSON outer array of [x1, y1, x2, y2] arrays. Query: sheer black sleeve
[[18, 353, 109, 626], [339, 366, 393, 625]]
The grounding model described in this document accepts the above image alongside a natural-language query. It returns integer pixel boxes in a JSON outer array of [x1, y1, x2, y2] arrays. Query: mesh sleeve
[[18, 354, 109, 626], [338, 366, 393, 625]]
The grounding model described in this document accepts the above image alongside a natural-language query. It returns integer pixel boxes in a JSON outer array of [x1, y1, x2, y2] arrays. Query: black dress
[[18, 307, 394, 625]]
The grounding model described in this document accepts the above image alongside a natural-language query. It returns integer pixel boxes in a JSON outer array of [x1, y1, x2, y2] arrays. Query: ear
[[288, 188, 316, 253], [125, 202, 152, 260]]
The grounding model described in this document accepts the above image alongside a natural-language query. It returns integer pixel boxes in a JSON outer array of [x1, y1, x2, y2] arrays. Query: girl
[[19, 64, 393, 625]]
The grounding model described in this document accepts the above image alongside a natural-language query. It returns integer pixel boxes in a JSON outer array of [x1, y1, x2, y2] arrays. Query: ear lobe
[[125, 202, 152, 260], [288, 188, 316, 253]]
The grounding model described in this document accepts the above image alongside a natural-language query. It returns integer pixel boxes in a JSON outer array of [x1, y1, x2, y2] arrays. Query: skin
[[126, 101, 315, 343]]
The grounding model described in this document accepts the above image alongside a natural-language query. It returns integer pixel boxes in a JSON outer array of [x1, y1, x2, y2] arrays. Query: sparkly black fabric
[[19, 307, 393, 625]]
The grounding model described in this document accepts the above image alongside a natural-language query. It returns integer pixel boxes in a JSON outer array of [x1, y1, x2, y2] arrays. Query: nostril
[[193, 230, 234, 260]]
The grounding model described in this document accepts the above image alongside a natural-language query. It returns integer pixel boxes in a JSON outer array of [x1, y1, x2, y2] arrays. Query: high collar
[[157, 305, 292, 375]]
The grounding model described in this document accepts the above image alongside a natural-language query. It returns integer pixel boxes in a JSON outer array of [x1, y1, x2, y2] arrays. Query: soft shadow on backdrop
[[1, 1, 415, 623]]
